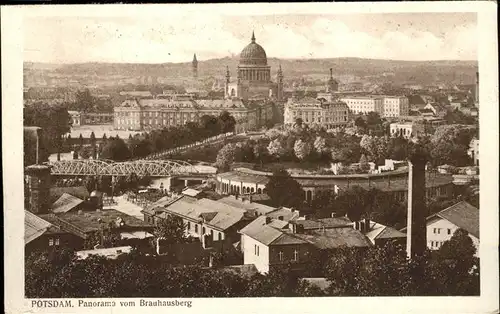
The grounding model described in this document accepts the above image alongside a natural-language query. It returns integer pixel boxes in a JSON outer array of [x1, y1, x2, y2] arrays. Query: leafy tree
[[267, 138, 287, 159], [74, 89, 96, 112], [252, 139, 270, 166], [215, 143, 239, 171], [430, 125, 474, 166], [293, 139, 312, 160], [313, 136, 329, 156], [100, 137, 131, 161], [23, 104, 72, 161], [153, 216, 187, 245], [218, 111, 236, 133], [266, 168, 304, 208]]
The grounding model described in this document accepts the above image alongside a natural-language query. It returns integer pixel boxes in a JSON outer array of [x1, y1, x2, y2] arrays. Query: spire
[[251, 31, 256, 43], [330, 68, 333, 78], [193, 53, 198, 63]]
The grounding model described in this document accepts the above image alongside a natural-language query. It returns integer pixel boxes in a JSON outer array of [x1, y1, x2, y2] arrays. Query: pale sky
[[24, 12, 477, 63]]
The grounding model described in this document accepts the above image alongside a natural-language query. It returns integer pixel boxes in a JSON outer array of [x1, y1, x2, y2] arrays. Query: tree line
[[214, 122, 477, 173], [93, 111, 236, 161], [25, 228, 479, 298]]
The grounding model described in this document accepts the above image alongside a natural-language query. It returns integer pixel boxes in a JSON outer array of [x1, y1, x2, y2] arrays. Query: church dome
[[239, 32, 267, 66]]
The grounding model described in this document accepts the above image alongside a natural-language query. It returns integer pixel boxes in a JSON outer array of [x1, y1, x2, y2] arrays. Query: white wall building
[[389, 122, 425, 139], [383, 96, 409, 118], [425, 201, 479, 256], [340, 96, 384, 115]]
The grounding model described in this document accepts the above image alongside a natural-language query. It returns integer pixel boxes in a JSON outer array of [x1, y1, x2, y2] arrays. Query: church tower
[[277, 64, 284, 101], [225, 66, 231, 99], [326, 68, 338, 92], [192, 53, 198, 79], [26, 164, 52, 214]]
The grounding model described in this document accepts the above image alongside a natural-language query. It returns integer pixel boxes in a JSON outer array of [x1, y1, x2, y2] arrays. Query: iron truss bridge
[[46, 159, 201, 177]]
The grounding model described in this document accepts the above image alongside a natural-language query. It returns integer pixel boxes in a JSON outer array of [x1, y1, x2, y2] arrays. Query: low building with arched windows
[[215, 167, 455, 203], [389, 122, 425, 139]]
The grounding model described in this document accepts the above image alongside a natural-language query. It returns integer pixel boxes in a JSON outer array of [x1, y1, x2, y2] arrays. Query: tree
[[293, 139, 312, 160], [267, 138, 287, 159], [253, 140, 270, 166], [199, 115, 221, 137], [78, 133, 84, 150], [23, 104, 72, 161], [218, 111, 236, 133], [74, 89, 95, 112], [153, 216, 187, 245], [430, 125, 475, 166], [102, 133, 107, 141], [313, 136, 329, 156], [90, 131, 97, 159], [215, 143, 239, 171], [100, 137, 131, 161], [266, 168, 304, 208]]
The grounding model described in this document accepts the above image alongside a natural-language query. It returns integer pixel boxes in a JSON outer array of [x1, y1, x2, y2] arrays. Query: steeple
[[225, 65, 230, 83], [192, 53, 198, 78], [251, 31, 256, 43], [329, 68, 333, 79]]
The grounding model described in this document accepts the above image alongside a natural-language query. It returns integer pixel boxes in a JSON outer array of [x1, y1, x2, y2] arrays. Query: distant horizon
[[24, 56, 479, 66]]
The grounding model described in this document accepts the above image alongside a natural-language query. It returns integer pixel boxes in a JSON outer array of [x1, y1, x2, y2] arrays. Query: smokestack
[[475, 71, 479, 104], [406, 146, 428, 259]]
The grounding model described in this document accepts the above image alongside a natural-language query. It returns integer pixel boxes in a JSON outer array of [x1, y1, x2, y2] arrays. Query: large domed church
[[225, 32, 284, 101]]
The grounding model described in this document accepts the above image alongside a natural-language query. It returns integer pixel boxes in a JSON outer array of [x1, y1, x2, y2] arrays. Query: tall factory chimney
[[475, 71, 479, 105], [406, 143, 429, 258]]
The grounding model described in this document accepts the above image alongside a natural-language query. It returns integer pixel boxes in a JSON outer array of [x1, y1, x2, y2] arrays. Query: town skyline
[[25, 12, 477, 64]]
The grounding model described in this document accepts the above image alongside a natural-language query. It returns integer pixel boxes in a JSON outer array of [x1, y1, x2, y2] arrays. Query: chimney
[[278, 216, 284, 221], [265, 217, 272, 224], [354, 221, 359, 230], [406, 148, 428, 259], [364, 218, 370, 232], [330, 212, 336, 218]]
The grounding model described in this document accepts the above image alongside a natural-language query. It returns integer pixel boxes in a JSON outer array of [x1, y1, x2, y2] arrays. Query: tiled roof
[[50, 186, 89, 203], [433, 201, 479, 238], [42, 209, 152, 234], [163, 197, 247, 231], [217, 171, 269, 185], [266, 208, 300, 222], [218, 196, 276, 215], [240, 216, 291, 245], [51, 193, 84, 214], [182, 188, 203, 197], [292, 228, 372, 250], [293, 217, 351, 230], [25, 211, 53, 244]]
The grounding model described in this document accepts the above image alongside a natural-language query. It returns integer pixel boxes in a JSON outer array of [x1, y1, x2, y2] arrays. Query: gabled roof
[[292, 228, 372, 249], [162, 197, 247, 231], [218, 196, 276, 215], [50, 186, 89, 203], [429, 201, 479, 238], [52, 193, 84, 213], [25, 211, 53, 244], [240, 216, 290, 245], [182, 188, 203, 197]]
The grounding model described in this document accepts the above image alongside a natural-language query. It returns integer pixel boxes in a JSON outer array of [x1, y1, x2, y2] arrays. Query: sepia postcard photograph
[[2, 2, 499, 314]]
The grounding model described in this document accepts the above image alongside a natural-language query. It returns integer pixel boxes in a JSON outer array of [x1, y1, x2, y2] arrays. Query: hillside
[[24, 57, 478, 85]]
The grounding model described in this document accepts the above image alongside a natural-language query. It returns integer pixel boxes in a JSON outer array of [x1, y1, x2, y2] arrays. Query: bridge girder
[[46, 159, 199, 177]]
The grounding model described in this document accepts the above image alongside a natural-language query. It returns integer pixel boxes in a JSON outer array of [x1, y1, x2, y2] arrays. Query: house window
[[293, 250, 299, 261], [55, 238, 60, 246], [447, 228, 451, 235], [202, 227, 206, 234], [48, 238, 54, 246], [430, 241, 434, 247], [218, 233, 222, 241], [187, 221, 191, 230], [254, 244, 259, 256], [278, 251, 284, 261], [433, 228, 437, 234], [195, 225, 198, 233], [437, 228, 441, 234]]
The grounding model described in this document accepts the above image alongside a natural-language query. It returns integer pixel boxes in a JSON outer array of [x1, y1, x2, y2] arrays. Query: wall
[[268, 243, 311, 268], [426, 218, 479, 256], [241, 234, 270, 273], [25, 233, 85, 254]]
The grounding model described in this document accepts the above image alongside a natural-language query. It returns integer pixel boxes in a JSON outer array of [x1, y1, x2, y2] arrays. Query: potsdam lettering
[[31, 300, 74, 308]]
